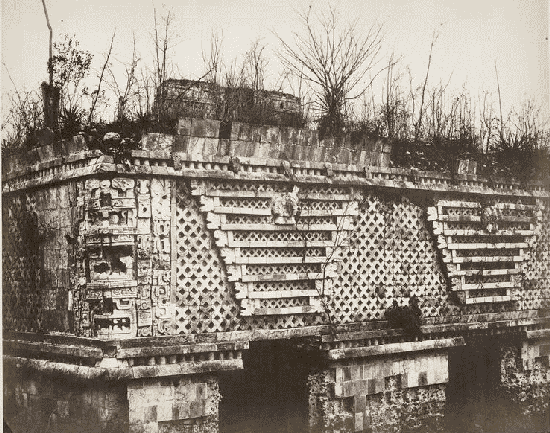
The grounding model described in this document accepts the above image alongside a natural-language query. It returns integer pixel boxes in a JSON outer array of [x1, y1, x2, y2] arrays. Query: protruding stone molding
[[4, 355, 243, 382], [428, 197, 541, 305], [3, 336, 248, 381], [526, 328, 550, 340], [187, 179, 358, 316], [4, 146, 550, 200], [325, 337, 465, 361]]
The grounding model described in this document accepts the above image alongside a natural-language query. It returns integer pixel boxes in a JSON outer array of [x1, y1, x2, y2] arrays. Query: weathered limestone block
[[178, 118, 220, 139], [498, 339, 550, 431], [127, 375, 220, 433], [141, 133, 174, 152], [3, 368, 128, 433]]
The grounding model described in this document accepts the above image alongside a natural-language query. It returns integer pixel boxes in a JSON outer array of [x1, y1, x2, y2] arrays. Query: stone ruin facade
[[154, 78, 303, 126], [3, 116, 550, 433]]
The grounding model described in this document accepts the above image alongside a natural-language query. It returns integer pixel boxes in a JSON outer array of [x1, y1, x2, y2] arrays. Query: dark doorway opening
[[219, 339, 317, 433], [445, 333, 549, 433], [446, 334, 502, 433]]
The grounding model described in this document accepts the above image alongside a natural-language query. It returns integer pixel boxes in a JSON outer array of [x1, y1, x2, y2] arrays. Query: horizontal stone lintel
[[4, 340, 104, 359], [463, 295, 512, 304], [444, 229, 534, 237], [229, 240, 336, 248], [326, 337, 466, 360], [221, 223, 338, 232], [448, 242, 529, 250], [205, 189, 352, 201], [4, 355, 243, 381]]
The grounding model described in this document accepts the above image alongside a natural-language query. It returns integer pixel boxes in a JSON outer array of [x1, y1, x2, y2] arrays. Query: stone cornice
[[3, 150, 549, 199]]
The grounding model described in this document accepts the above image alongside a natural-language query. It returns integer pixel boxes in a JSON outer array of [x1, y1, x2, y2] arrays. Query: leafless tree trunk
[[106, 33, 140, 123], [40, 0, 59, 130]]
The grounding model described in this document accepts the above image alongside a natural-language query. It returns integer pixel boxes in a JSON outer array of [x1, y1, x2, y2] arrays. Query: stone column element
[[310, 338, 463, 433]]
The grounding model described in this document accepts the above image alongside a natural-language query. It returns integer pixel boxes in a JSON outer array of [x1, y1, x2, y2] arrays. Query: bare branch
[[415, 30, 438, 141], [89, 31, 115, 124], [276, 5, 383, 136]]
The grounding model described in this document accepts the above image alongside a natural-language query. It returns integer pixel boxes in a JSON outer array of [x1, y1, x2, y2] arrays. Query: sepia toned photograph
[[2, 0, 549, 432]]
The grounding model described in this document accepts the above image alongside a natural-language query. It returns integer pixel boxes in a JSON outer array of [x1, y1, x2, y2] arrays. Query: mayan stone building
[[3, 114, 550, 433], [153, 79, 303, 126]]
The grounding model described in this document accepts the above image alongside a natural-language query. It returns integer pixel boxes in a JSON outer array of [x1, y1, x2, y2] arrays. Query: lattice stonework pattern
[[333, 193, 450, 323], [523, 198, 550, 311], [427, 196, 539, 305], [175, 184, 239, 333], [187, 180, 358, 316]]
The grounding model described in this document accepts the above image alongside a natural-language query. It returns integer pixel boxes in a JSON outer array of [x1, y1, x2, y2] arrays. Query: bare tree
[[415, 30, 438, 141], [276, 5, 383, 136], [202, 30, 224, 85], [151, 6, 179, 122], [106, 33, 140, 123], [243, 38, 268, 92], [40, 0, 59, 129]]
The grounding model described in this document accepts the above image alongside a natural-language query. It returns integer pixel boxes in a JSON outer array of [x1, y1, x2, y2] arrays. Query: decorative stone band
[[188, 178, 358, 316], [428, 198, 542, 304]]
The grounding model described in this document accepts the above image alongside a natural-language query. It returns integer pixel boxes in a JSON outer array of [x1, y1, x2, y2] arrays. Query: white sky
[[2, 0, 549, 121]]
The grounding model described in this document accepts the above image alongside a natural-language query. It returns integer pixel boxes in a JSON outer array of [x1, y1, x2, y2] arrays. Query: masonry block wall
[[3, 116, 550, 433], [3, 368, 128, 433]]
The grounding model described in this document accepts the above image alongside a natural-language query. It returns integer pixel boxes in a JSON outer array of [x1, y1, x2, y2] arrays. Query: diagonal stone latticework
[[188, 179, 358, 316]]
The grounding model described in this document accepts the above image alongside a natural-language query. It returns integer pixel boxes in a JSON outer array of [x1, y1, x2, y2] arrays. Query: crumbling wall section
[[3, 368, 128, 433], [308, 351, 449, 433], [2, 184, 75, 333], [499, 338, 550, 431]]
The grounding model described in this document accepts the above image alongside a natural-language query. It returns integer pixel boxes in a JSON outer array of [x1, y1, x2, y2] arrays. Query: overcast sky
[[2, 0, 549, 120]]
